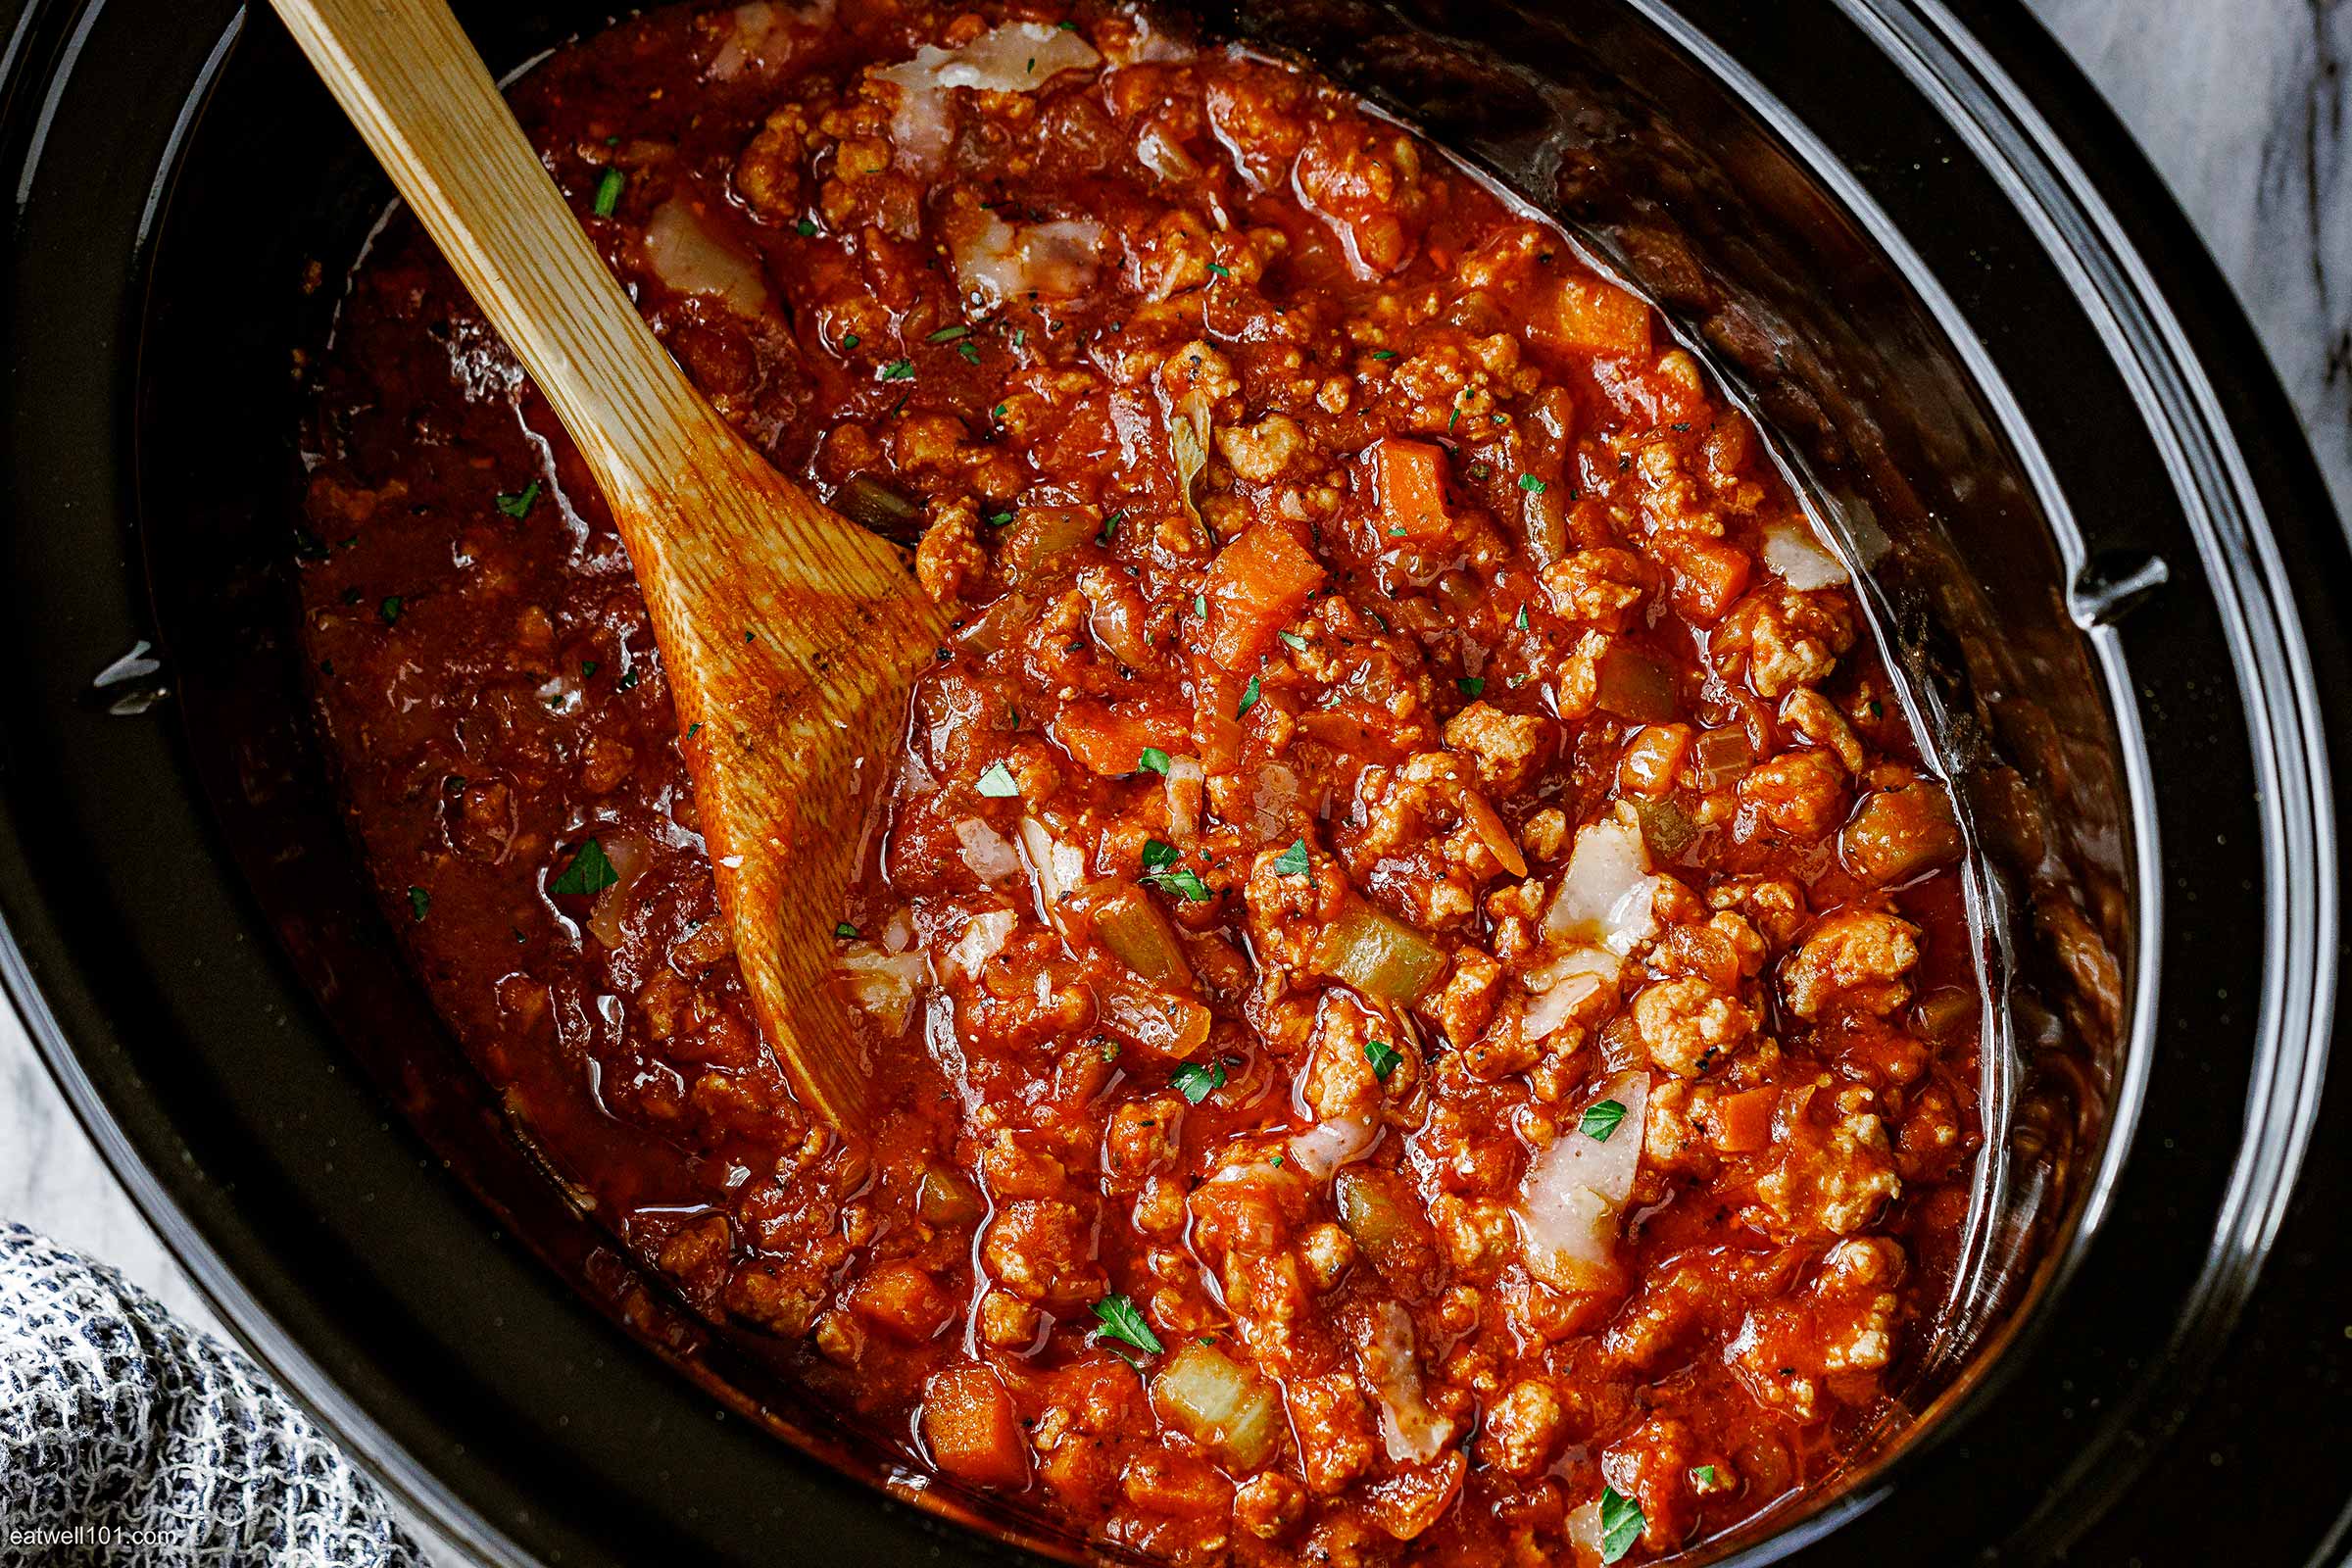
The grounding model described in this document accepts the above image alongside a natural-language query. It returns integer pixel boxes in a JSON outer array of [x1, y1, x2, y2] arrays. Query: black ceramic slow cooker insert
[[1, 0, 2344, 1563]]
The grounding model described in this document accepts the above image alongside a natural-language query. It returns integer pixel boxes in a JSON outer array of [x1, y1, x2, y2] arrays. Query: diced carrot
[[1203, 524, 1326, 672], [1552, 275, 1651, 357], [844, 1260, 955, 1343], [1053, 699, 1194, 777], [1710, 1085, 1781, 1154], [921, 1366, 1030, 1490], [1656, 533, 1750, 624], [1368, 436, 1450, 542]]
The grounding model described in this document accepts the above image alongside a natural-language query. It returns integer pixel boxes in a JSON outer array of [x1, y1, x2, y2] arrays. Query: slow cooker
[[2, 0, 2344, 1562]]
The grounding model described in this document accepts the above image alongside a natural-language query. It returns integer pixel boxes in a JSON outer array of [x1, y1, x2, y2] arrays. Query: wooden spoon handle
[[266, 0, 721, 493]]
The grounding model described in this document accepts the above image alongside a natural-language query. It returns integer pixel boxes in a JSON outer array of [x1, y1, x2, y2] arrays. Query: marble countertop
[[4, 0, 2345, 1551]]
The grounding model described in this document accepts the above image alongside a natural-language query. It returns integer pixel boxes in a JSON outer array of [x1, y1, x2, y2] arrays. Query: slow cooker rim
[[0, 0, 2337, 1564]]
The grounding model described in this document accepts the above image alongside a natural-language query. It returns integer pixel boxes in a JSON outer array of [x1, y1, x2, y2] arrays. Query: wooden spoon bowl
[[269, 0, 943, 1130]]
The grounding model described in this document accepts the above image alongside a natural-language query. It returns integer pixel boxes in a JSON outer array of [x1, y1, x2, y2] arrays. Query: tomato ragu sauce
[[296, 3, 1985, 1562]]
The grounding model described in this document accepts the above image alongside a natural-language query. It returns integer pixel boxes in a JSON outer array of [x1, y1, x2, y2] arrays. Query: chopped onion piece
[[1522, 965, 1610, 1040], [947, 210, 1105, 307], [876, 23, 1101, 169], [1458, 788, 1528, 879], [881, 907, 916, 954], [1168, 393, 1211, 538], [945, 908, 1016, 977], [1017, 816, 1085, 913], [1152, 1343, 1279, 1470], [1136, 122, 1201, 183], [1544, 816, 1659, 956], [1359, 1301, 1456, 1464], [1763, 519, 1850, 589], [1288, 1115, 1375, 1182], [836, 943, 928, 1034], [707, 0, 835, 80], [955, 816, 1021, 885], [1165, 755, 1205, 841], [1518, 1069, 1648, 1292], [644, 200, 771, 317]]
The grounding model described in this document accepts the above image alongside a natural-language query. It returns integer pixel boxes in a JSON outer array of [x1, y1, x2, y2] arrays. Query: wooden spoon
[[270, 0, 943, 1131]]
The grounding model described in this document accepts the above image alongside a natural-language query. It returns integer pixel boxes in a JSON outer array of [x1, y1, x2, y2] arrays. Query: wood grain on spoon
[[270, 0, 941, 1131]]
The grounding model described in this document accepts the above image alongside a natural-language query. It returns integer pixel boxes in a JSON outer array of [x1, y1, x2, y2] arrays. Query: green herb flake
[[1364, 1038, 1402, 1082], [957, 340, 982, 365], [834, 921, 859, 939], [976, 761, 1022, 798], [1145, 864, 1213, 903], [926, 324, 969, 342], [1690, 1465, 1717, 1488], [1456, 675, 1486, 698], [550, 838, 619, 898], [1371, 348, 1397, 361], [1171, 1058, 1227, 1104], [1193, 593, 1208, 618], [1270, 1153, 1285, 1169], [1137, 747, 1172, 776], [686, 721, 702, 738], [1272, 838, 1311, 878], [1277, 629, 1309, 652], [379, 595, 405, 625], [1518, 473, 1547, 494], [618, 665, 640, 691], [495, 479, 542, 518], [993, 402, 1008, 421], [1206, 262, 1231, 279], [1599, 1487, 1645, 1565], [1091, 1294, 1164, 1355], [581, 660, 599, 679], [1580, 1098, 1629, 1142], [1516, 605, 1530, 629], [879, 359, 916, 381], [986, 510, 1015, 527], [592, 168, 625, 218], [841, 332, 860, 351], [1142, 839, 1181, 872], [796, 218, 818, 237], [1236, 676, 1261, 717], [1099, 510, 1123, 544], [407, 886, 430, 922]]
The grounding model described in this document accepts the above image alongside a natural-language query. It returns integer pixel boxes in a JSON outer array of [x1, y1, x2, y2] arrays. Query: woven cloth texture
[[0, 1223, 425, 1568]]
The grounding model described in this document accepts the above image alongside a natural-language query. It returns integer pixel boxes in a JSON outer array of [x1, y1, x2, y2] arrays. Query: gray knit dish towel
[[0, 1223, 425, 1567]]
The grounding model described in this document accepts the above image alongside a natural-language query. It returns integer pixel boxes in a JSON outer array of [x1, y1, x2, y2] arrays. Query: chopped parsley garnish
[[976, 761, 1021, 798], [1370, 348, 1397, 362], [1690, 1465, 1717, 1487], [840, 332, 860, 351], [1518, 473, 1547, 493], [1206, 262, 1231, 278], [1272, 838, 1311, 877], [1277, 629, 1309, 652], [592, 168, 625, 218], [686, 721, 702, 738], [1599, 1487, 1644, 1564], [796, 218, 818, 237], [581, 660, 599, 678], [495, 479, 542, 517], [1270, 1153, 1285, 1168], [1580, 1098, 1629, 1142], [407, 886, 430, 921], [927, 324, 969, 343], [550, 838, 618, 897], [1236, 675, 1261, 717], [1457, 675, 1486, 698], [879, 359, 916, 381], [1145, 863, 1212, 902], [379, 596, 404, 625], [1171, 1058, 1227, 1103], [1142, 838, 1182, 872], [986, 510, 1014, 527], [1137, 747, 1172, 776], [618, 665, 640, 690], [1364, 1038, 1402, 1082], [1099, 510, 1123, 543], [957, 341, 982, 365], [1091, 1294, 1163, 1355], [1193, 593, 1208, 618], [1516, 605, 1530, 629], [1448, 405, 1461, 430], [834, 921, 859, 939], [992, 402, 1008, 421]]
